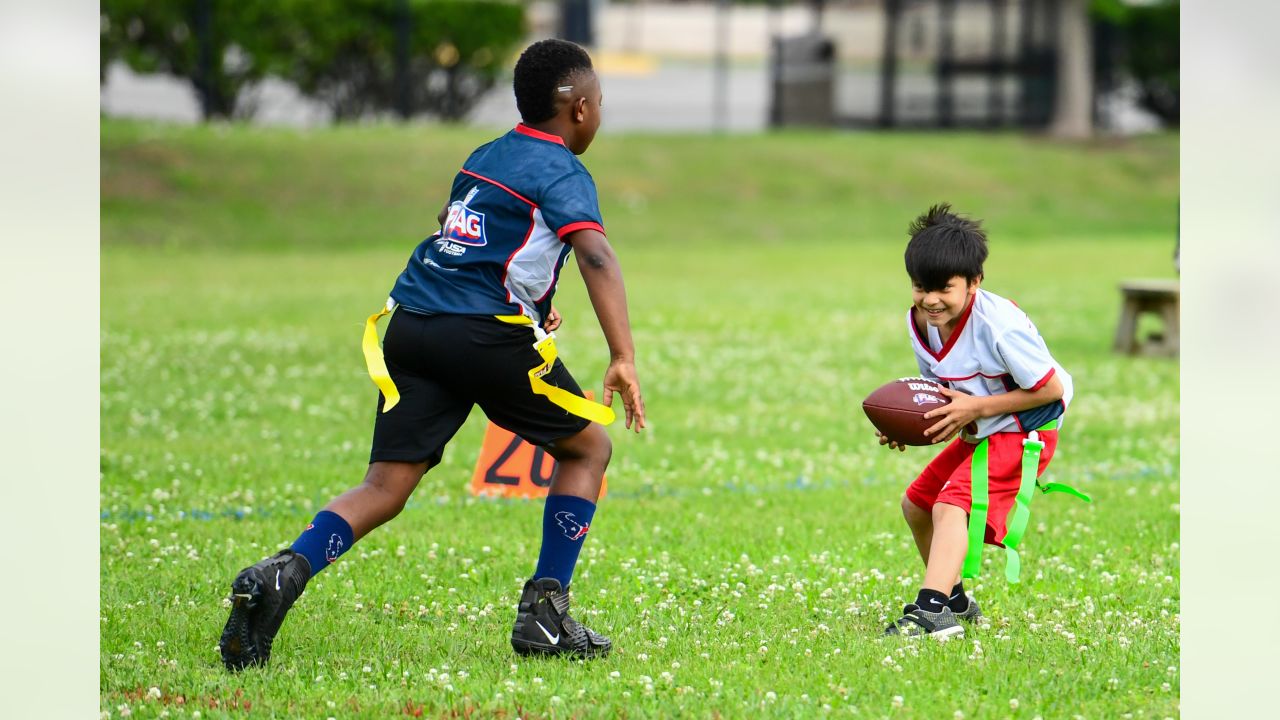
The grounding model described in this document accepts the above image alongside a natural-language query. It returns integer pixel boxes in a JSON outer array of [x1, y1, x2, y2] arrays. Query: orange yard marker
[[470, 392, 608, 499]]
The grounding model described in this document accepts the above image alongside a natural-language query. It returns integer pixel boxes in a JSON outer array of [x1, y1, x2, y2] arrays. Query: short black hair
[[903, 203, 988, 291], [513, 39, 594, 124]]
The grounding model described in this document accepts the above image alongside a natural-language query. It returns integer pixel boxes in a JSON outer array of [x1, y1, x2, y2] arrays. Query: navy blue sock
[[290, 510, 354, 578], [533, 494, 597, 588]]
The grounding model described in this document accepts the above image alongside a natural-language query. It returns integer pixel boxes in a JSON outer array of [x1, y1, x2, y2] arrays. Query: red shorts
[[905, 430, 1059, 546]]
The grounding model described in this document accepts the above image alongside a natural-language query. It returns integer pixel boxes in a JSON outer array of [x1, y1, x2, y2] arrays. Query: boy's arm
[[565, 228, 646, 432], [922, 372, 1065, 443]]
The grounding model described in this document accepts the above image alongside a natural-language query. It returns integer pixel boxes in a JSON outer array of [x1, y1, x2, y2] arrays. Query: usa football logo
[[912, 392, 943, 406], [555, 511, 590, 541]]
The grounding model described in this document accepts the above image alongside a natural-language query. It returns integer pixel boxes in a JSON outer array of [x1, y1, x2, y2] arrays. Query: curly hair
[[903, 203, 989, 290], [513, 39, 594, 124]]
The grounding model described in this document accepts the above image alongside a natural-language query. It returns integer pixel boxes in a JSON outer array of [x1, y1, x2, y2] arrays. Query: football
[[861, 377, 951, 446]]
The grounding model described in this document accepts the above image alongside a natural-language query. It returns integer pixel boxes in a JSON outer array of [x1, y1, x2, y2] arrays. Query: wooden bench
[[1113, 279, 1179, 357]]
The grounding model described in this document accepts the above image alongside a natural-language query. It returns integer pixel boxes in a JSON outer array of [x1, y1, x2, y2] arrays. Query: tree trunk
[[1050, 0, 1093, 138]]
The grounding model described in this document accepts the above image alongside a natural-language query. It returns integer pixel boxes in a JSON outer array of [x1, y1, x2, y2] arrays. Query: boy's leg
[[902, 495, 976, 618], [510, 422, 614, 658], [323, 460, 430, 540], [887, 440, 973, 639], [921, 502, 969, 596], [219, 460, 437, 671], [901, 494, 933, 566], [460, 316, 616, 658], [533, 422, 611, 586], [220, 310, 472, 671]]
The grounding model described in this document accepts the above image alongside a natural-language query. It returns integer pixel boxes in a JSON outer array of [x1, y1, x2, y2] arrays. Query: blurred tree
[[101, 0, 525, 123], [100, 0, 275, 120], [1092, 0, 1178, 125], [1052, 0, 1094, 138], [257, 0, 525, 122]]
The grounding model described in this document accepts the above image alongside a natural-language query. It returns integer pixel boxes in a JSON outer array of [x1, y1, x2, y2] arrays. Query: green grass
[[101, 119, 1179, 719]]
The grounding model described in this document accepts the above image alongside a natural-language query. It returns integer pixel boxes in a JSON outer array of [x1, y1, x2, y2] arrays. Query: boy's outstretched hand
[[876, 431, 906, 452], [603, 359, 645, 432]]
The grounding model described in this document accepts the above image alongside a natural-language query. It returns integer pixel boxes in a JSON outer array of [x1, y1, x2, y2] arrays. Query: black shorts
[[369, 309, 591, 464]]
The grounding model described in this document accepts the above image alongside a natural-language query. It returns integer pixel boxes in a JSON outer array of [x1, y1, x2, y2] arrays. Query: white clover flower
[[1010, 698, 1019, 710], [892, 695, 904, 709]]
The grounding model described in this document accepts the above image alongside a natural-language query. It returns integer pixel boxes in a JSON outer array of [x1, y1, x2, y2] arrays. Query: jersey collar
[[912, 290, 977, 362], [515, 124, 566, 146]]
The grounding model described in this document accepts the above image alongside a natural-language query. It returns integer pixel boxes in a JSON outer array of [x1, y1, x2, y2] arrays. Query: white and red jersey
[[907, 288, 1072, 439]]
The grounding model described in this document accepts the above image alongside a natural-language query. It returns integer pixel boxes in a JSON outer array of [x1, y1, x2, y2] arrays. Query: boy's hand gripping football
[[922, 386, 983, 443], [876, 431, 907, 452]]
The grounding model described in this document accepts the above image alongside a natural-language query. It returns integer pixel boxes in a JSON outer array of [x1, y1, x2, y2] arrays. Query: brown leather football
[[862, 377, 951, 446]]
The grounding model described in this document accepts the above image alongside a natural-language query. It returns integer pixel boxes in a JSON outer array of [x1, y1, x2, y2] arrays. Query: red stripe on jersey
[[933, 371, 1014, 382], [557, 221, 606, 240], [1028, 367, 1056, 392], [515, 124, 566, 146], [459, 169, 538, 208]]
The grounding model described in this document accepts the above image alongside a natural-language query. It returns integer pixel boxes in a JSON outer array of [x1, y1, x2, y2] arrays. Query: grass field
[[101, 119, 1179, 719]]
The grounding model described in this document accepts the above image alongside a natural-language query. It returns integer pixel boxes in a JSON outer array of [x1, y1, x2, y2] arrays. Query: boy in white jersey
[[879, 204, 1076, 639]]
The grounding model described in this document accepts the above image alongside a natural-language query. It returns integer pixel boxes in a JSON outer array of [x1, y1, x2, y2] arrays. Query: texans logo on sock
[[555, 511, 589, 541], [326, 533, 344, 563]]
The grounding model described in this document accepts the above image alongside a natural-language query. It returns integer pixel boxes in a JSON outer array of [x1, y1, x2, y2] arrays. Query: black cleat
[[218, 549, 311, 671], [510, 578, 611, 659]]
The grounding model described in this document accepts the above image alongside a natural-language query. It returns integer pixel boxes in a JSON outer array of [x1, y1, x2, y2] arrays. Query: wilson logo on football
[[912, 392, 943, 406]]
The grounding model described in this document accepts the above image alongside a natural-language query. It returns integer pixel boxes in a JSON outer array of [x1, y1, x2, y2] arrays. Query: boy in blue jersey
[[218, 39, 645, 669]]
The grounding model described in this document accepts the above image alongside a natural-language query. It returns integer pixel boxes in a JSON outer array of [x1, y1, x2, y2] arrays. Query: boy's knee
[[931, 501, 967, 523], [549, 424, 612, 467], [902, 494, 930, 525], [362, 462, 426, 510]]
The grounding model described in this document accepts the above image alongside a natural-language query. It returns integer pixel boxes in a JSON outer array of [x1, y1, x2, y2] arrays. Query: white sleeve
[[995, 323, 1058, 391]]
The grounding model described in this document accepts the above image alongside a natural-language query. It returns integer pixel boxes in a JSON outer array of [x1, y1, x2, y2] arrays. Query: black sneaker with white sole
[[883, 603, 965, 639], [952, 595, 985, 625], [510, 578, 611, 659], [218, 549, 311, 671]]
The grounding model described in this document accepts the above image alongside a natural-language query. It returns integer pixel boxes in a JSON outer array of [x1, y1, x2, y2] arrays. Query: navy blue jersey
[[388, 125, 605, 325]]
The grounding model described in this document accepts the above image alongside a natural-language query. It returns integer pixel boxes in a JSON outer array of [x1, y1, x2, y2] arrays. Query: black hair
[[903, 203, 988, 291], [513, 39, 594, 124]]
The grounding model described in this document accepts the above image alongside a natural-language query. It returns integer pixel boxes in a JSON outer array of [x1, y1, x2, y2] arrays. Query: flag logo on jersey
[[441, 187, 488, 247]]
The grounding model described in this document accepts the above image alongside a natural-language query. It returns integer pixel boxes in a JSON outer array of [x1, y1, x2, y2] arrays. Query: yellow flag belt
[[362, 301, 615, 426]]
